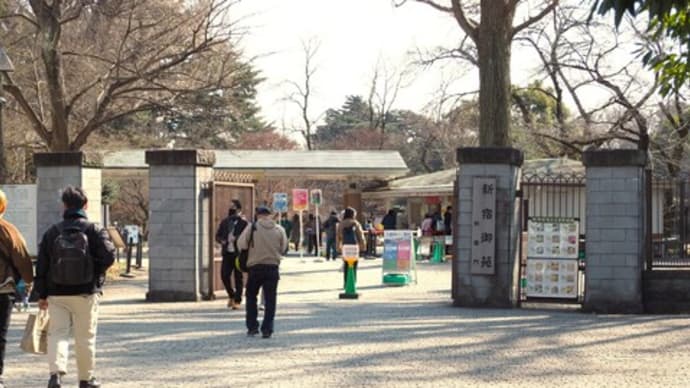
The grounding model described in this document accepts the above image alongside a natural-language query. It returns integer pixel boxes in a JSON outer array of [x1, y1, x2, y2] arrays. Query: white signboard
[[342, 244, 360, 260], [525, 259, 578, 298], [471, 177, 496, 275], [1, 185, 37, 256], [527, 219, 579, 258], [525, 217, 580, 299]]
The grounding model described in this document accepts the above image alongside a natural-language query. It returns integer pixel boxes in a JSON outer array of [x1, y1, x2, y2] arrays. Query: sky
[[230, 1, 641, 138], [232, 0, 473, 132]]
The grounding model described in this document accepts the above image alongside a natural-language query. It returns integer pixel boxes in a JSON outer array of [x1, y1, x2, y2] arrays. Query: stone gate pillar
[[453, 148, 523, 307], [583, 149, 647, 313], [34, 152, 103, 240], [145, 149, 215, 302]]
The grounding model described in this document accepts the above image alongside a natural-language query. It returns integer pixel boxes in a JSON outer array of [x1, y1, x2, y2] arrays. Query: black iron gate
[[648, 176, 690, 268], [519, 170, 586, 304]]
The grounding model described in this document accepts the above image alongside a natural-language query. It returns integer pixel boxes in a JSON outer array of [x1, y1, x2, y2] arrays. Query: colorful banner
[[292, 189, 308, 212], [273, 192, 288, 213], [382, 230, 415, 273]]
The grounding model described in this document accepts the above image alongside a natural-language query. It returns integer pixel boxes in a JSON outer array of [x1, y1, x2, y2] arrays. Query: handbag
[[20, 310, 49, 354]]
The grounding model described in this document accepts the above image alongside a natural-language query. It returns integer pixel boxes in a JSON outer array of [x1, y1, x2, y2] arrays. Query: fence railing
[[518, 168, 690, 269], [521, 172, 587, 234], [649, 177, 690, 268]]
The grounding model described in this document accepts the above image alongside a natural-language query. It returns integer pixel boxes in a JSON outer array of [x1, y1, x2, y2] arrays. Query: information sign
[[310, 189, 322, 206], [342, 244, 360, 260], [382, 230, 417, 284], [525, 217, 580, 299], [273, 193, 288, 213], [292, 189, 308, 212]]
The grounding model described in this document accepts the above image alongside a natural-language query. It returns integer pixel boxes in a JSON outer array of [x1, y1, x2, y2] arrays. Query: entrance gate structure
[[98, 148, 408, 302]]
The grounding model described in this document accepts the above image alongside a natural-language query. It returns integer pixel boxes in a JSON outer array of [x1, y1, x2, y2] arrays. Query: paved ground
[[5, 256, 690, 387]]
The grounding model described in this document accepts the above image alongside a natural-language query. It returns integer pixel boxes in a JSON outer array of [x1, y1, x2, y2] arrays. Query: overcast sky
[[231, 1, 634, 136], [233, 0, 475, 131]]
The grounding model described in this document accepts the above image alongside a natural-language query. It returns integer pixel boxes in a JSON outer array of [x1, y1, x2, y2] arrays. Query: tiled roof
[[103, 149, 408, 178], [366, 158, 584, 196]]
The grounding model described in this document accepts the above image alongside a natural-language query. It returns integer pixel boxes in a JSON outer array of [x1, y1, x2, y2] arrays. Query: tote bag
[[20, 310, 49, 354]]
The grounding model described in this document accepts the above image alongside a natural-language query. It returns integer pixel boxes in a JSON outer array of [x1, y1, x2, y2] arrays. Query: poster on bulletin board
[[525, 217, 580, 299]]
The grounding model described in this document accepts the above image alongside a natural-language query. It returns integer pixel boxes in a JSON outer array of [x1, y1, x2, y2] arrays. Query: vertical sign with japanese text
[[471, 177, 496, 275]]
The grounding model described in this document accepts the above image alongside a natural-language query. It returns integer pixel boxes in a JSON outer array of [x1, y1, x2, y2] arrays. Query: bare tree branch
[[512, 0, 560, 38]]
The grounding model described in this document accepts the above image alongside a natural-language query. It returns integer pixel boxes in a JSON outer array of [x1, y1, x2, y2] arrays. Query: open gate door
[[208, 182, 255, 300]]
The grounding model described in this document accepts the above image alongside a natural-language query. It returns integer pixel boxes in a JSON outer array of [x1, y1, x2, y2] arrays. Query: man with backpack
[[336, 207, 366, 288], [237, 206, 287, 339], [35, 187, 115, 388], [0, 190, 34, 388], [215, 199, 248, 309]]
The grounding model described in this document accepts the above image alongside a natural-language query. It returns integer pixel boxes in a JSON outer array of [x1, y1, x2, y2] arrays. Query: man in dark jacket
[[35, 186, 115, 388], [381, 209, 397, 230], [0, 190, 34, 388], [322, 211, 339, 261], [214, 199, 248, 309]]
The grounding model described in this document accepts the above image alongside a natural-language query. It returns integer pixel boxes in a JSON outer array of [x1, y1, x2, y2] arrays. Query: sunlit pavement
[[6, 256, 690, 387]]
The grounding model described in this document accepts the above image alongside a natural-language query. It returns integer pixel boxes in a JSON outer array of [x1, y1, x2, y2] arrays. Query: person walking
[[322, 211, 339, 261], [0, 190, 34, 388], [443, 206, 452, 235], [35, 186, 115, 388], [289, 213, 301, 253], [336, 207, 366, 288], [381, 209, 397, 230], [279, 213, 292, 254], [215, 200, 248, 309], [306, 214, 317, 255], [237, 206, 287, 339]]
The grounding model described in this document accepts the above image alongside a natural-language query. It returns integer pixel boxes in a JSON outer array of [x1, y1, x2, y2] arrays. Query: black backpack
[[51, 224, 95, 286]]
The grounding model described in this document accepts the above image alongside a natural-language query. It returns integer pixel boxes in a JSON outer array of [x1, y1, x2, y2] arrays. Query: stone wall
[[453, 148, 523, 307], [145, 150, 215, 302], [34, 152, 103, 242], [643, 271, 690, 313], [583, 150, 646, 313]]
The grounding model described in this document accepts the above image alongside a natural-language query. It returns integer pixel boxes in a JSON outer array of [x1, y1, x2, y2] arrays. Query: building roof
[[363, 158, 585, 199], [103, 149, 408, 179]]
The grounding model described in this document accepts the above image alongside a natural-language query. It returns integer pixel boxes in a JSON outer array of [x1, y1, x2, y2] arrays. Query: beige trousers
[[47, 294, 100, 380]]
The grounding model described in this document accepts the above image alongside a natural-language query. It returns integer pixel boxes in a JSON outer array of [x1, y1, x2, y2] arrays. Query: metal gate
[[648, 176, 690, 268], [207, 181, 255, 299], [519, 170, 586, 304]]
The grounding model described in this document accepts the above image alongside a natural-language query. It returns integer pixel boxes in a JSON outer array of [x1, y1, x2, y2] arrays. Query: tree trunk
[[477, 1, 514, 147], [31, 0, 70, 151]]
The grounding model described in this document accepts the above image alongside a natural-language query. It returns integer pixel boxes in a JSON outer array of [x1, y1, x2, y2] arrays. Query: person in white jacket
[[236, 206, 287, 339]]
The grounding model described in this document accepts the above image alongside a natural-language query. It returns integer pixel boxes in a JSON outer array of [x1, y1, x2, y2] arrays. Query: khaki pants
[[47, 294, 100, 380]]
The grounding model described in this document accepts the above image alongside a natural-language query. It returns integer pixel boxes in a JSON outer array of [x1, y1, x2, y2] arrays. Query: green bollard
[[430, 241, 444, 264], [339, 258, 359, 299]]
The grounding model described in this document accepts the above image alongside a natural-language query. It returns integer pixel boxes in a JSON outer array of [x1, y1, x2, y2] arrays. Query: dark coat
[[215, 214, 249, 254], [35, 210, 116, 299]]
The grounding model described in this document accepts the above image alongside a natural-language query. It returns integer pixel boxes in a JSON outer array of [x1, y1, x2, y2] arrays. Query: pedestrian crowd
[[0, 184, 451, 388]]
